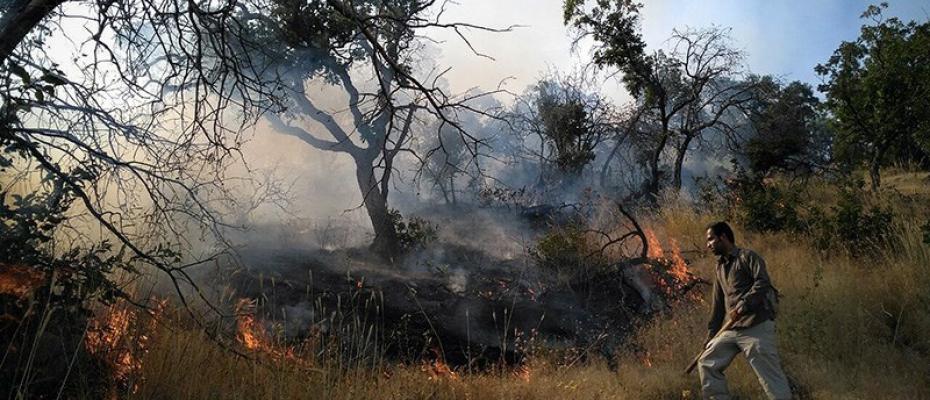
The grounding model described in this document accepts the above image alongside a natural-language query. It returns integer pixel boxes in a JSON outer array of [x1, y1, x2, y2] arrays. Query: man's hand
[[728, 303, 746, 321]]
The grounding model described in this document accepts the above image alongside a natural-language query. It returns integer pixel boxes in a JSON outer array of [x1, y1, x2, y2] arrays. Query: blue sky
[[430, 0, 930, 99], [639, 0, 930, 86]]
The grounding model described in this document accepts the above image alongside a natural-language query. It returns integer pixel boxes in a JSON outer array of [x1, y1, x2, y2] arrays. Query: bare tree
[[564, 3, 755, 200], [624, 28, 754, 199], [1, 0, 295, 319], [252, 0, 512, 258], [505, 70, 618, 194]]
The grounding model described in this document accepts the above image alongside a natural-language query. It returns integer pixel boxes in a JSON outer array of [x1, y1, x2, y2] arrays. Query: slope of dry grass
[[126, 171, 930, 399]]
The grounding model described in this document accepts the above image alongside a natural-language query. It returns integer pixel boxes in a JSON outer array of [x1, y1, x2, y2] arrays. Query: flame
[[513, 363, 532, 382], [235, 298, 270, 351], [84, 298, 164, 397], [640, 351, 653, 368], [234, 298, 309, 366], [85, 307, 133, 380], [422, 359, 458, 381], [0, 264, 45, 298], [668, 238, 690, 282], [422, 348, 458, 381], [640, 229, 698, 301], [644, 228, 663, 259]]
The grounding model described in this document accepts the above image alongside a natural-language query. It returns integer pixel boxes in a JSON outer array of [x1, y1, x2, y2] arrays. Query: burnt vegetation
[[1, 0, 930, 398]]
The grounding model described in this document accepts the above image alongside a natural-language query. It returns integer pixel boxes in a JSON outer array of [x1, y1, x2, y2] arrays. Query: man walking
[[699, 222, 791, 400]]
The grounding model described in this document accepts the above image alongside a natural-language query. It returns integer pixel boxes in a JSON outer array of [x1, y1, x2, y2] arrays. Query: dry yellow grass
[[127, 172, 930, 400]]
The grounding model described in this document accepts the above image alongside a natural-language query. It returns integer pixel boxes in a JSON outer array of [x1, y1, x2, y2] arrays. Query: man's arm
[[707, 275, 725, 341], [736, 251, 773, 315]]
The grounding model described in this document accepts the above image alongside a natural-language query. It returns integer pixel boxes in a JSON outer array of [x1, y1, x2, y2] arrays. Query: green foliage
[[698, 167, 802, 233], [703, 170, 898, 258], [386, 209, 437, 253], [531, 224, 606, 283], [562, 0, 650, 96], [534, 80, 599, 176], [0, 174, 128, 307], [744, 76, 827, 175], [1, 62, 128, 307], [533, 224, 585, 268], [816, 4, 930, 184], [0, 173, 132, 398], [805, 181, 896, 258]]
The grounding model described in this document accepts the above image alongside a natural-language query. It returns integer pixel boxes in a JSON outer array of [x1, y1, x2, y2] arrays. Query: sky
[[32, 0, 930, 222], [427, 0, 930, 100]]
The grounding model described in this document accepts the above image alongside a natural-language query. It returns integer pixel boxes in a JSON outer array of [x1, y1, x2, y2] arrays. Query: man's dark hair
[[708, 221, 735, 244]]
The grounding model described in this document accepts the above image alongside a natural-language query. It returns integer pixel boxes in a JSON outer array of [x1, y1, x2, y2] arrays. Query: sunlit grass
[[127, 171, 930, 399]]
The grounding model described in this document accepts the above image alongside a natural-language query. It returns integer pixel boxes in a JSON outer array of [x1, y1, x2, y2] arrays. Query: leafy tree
[[506, 71, 617, 193], [1, 1, 293, 394], [0, 0, 497, 392], [536, 82, 600, 176], [816, 3, 930, 190], [563, 0, 649, 96], [743, 76, 826, 175]]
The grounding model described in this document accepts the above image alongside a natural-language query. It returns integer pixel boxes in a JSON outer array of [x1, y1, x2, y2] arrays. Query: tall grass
[[124, 172, 930, 399]]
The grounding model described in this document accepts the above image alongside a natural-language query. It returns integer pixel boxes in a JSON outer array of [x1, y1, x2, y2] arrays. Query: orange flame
[[0, 264, 45, 298], [234, 298, 308, 366], [641, 229, 698, 301], [513, 363, 532, 382], [423, 359, 458, 381], [235, 298, 269, 351], [668, 238, 690, 282], [84, 298, 164, 397], [644, 228, 663, 259], [422, 347, 458, 381]]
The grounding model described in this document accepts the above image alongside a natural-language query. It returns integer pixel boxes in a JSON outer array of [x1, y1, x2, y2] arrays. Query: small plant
[[805, 180, 896, 258], [531, 224, 606, 282], [476, 184, 532, 209], [387, 209, 438, 253], [699, 166, 802, 233]]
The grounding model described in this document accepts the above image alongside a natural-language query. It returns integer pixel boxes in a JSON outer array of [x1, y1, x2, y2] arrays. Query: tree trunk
[[643, 119, 673, 202], [356, 157, 398, 260], [644, 143, 664, 202], [449, 174, 457, 205], [672, 134, 694, 193], [0, 0, 64, 65], [869, 150, 883, 192]]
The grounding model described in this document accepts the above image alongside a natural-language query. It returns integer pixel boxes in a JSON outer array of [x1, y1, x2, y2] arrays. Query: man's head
[[706, 221, 735, 256]]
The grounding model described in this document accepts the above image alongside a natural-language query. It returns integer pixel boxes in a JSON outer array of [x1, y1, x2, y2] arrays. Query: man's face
[[706, 228, 727, 256]]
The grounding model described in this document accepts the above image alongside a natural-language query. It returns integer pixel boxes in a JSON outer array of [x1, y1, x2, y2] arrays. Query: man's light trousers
[[697, 320, 791, 400]]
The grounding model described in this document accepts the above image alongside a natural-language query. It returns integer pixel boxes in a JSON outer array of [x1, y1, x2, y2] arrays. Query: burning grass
[[0, 264, 45, 298], [84, 298, 166, 398], [98, 172, 930, 398]]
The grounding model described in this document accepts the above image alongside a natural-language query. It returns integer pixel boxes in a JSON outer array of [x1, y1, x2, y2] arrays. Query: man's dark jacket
[[707, 247, 779, 340]]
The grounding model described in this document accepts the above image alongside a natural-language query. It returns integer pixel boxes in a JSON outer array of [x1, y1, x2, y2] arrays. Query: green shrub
[[1, 173, 131, 398], [698, 167, 802, 233], [530, 224, 606, 283], [805, 181, 896, 258], [386, 209, 438, 253]]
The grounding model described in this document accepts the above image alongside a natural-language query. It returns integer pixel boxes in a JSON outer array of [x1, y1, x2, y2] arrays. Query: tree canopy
[[816, 3, 930, 189]]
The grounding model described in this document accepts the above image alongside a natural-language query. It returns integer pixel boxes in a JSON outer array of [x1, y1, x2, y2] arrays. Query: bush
[[530, 224, 607, 283], [698, 167, 802, 233], [1, 174, 130, 398], [387, 209, 438, 253], [805, 181, 896, 258]]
